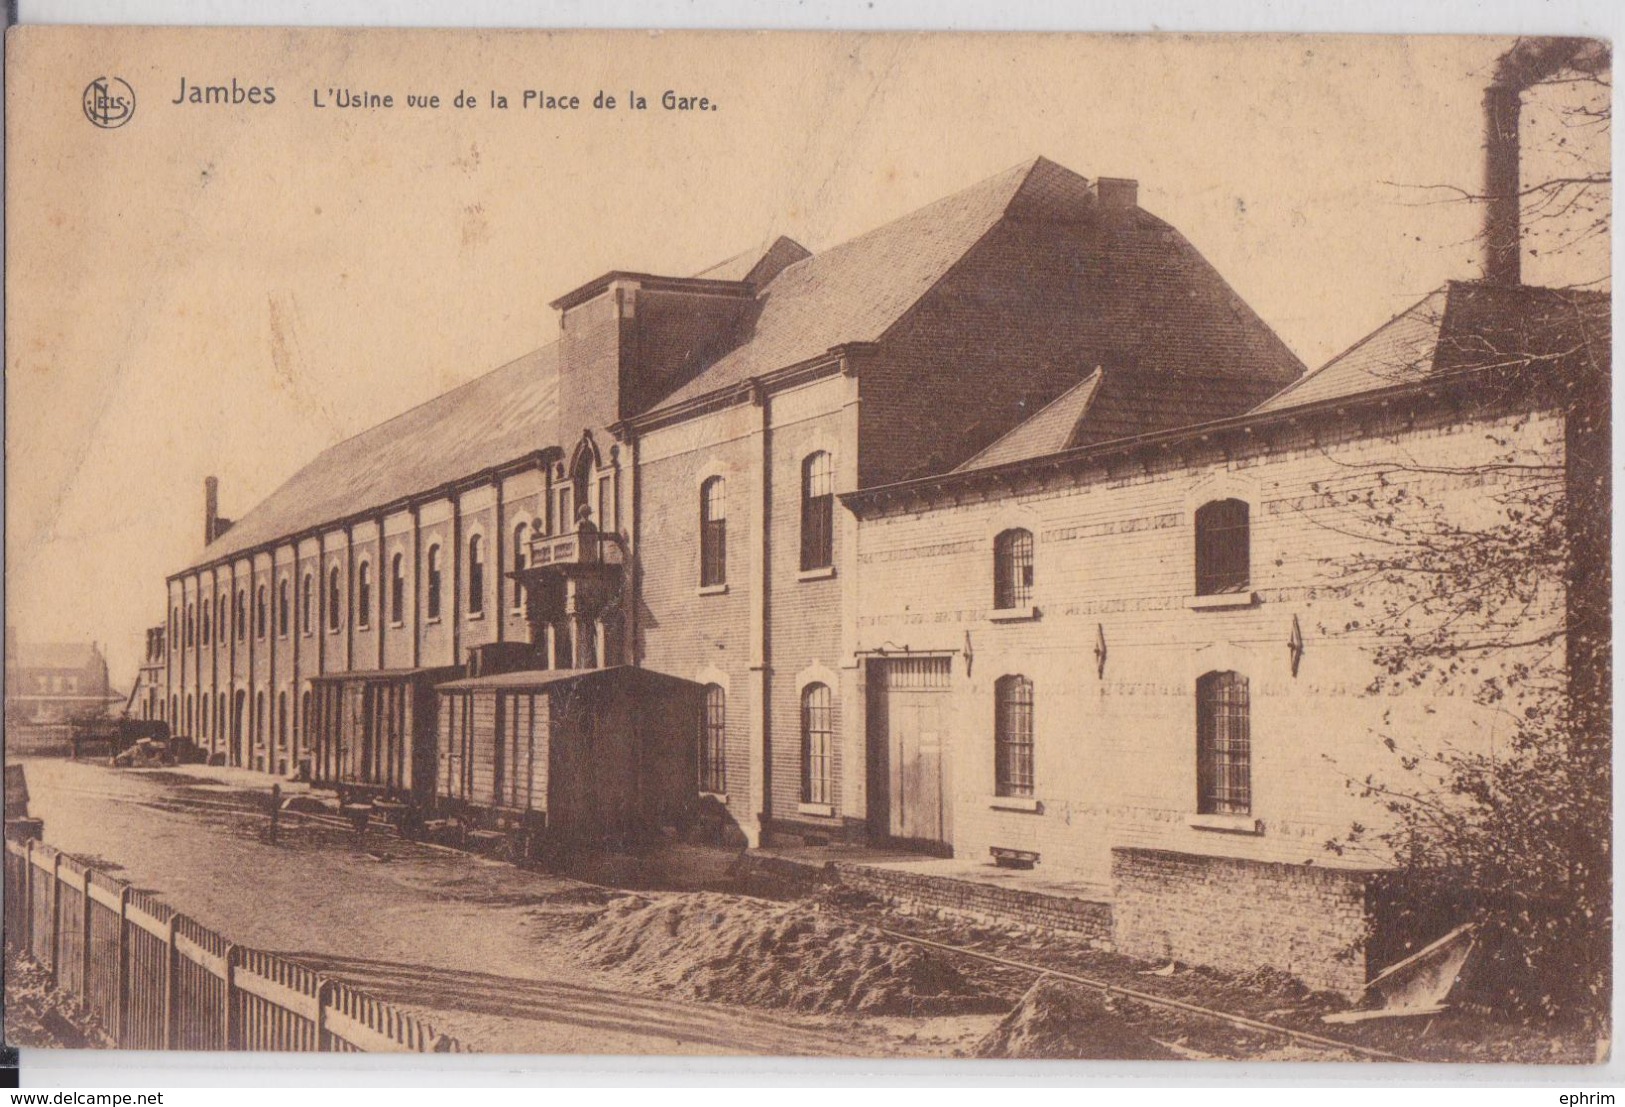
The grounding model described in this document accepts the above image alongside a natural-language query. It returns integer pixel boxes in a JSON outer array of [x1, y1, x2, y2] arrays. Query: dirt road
[[14, 758, 994, 1056]]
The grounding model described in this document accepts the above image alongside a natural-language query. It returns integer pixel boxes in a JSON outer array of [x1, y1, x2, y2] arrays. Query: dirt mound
[[561, 891, 1007, 1017], [975, 975, 1180, 1060]]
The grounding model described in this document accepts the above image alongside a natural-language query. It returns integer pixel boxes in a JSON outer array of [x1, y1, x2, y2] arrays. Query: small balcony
[[529, 529, 625, 570]]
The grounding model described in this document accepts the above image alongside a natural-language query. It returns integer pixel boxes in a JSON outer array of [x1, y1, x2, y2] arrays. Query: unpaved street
[[15, 758, 997, 1056]]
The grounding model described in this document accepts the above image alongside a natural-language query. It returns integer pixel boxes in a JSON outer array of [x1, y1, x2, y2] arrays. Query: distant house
[[4, 629, 118, 725]]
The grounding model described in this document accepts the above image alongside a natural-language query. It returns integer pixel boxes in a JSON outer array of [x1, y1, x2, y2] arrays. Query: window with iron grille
[[357, 562, 372, 629], [468, 535, 485, 615], [994, 675, 1035, 798], [801, 682, 833, 805], [701, 684, 727, 794], [700, 477, 727, 586], [994, 528, 1035, 609], [801, 452, 834, 571], [391, 553, 406, 624], [1197, 670, 1251, 815], [427, 545, 442, 620], [1195, 498, 1250, 595]]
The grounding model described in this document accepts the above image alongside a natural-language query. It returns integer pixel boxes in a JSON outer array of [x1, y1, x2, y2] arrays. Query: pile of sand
[[560, 891, 1006, 1017], [974, 975, 1180, 1060]]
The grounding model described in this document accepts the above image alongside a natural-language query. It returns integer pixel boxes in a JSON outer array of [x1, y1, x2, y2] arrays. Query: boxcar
[[308, 667, 460, 808], [434, 666, 703, 856]]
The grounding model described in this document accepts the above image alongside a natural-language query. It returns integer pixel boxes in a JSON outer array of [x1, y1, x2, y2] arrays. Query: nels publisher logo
[[82, 77, 136, 128]]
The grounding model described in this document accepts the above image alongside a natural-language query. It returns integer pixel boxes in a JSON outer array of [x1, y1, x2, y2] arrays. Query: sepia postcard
[[1, 24, 1612, 1070]]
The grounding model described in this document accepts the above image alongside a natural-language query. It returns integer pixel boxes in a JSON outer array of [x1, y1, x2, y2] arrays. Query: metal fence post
[[50, 850, 63, 981], [115, 885, 132, 1047], [162, 913, 181, 1049], [314, 977, 332, 1051], [222, 943, 238, 1051]]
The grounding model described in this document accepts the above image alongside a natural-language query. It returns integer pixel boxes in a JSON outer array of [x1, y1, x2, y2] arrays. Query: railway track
[[877, 927, 1415, 1063]]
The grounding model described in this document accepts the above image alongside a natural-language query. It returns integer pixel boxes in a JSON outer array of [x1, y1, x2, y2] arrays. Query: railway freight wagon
[[434, 666, 704, 857], [308, 667, 460, 809]]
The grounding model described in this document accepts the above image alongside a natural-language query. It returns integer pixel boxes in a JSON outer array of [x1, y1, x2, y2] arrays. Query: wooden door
[[876, 657, 952, 852]]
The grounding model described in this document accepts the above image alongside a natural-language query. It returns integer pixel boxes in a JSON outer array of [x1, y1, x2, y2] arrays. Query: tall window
[[255, 690, 265, 743], [701, 685, 727, 794], [235, 590, 246, 641], [278, 579, 290, 637], [700, 477, 727, 587], [1197, 671, 1251, 815], [995, 675, 1035, 798], [391, 553, 405, 624], [800, 452, 834, 571], [277, 691, 288, 749], [202, 598, 212, 646], [255, 584, 267, 639], [801, 683, 833, 805], [218, 593, 228, 642], [301, 574, 313, 635], [993, 528, 1035, 609], [300, 690, 312, 751], [357, 562, 372, 629], [185, 603, 195, 647], [427, 545, 443, 620], [511, 524, 529, 612], [327, 568, 341, 631], [468, 535, 485, 616], [1195, 499, 1250, 595], [170, 608, 178, 649]]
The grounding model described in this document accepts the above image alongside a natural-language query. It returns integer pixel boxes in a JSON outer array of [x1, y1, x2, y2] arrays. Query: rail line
[[877, 927, 1415, 1063]]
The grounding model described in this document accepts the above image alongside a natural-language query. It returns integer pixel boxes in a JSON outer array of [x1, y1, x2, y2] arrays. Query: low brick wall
[[1111, 847, 1372, 997], [831, 863, 1113, 940]]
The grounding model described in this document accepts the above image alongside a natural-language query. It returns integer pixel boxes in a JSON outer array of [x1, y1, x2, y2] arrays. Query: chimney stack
[[1482, 84, 1522, 286], [204, 476, 220, 546], [1097, 177, 1139, 211]]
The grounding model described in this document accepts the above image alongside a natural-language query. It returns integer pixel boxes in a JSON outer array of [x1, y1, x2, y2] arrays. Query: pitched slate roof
[[1253, 281, 1609, 414], [957, 366, 1286, 472], [186, 345, 559, 570], [7, 642, 106, 671], [653, 157, 1074, 410]]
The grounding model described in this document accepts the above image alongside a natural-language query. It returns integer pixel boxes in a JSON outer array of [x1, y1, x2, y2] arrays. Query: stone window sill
[[1187, 592, 1258, 611], [467, 611, 485, 622], [425, 617, 442, 626], [989, 606, 1039, 623], [1187, 812, 1264, 835], [698, 583, 730, 596], [797, 566, 837, 582], [391, 620, 405, 629], [797, 802, 836, 817], [987, 794, 1041, 813]]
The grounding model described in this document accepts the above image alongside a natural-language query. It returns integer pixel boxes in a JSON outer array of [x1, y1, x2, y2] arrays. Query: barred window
[[278, 579, 290, 637], [391, 553, 406, 624], [426, 545, 442, 620], [1197, 671, 1251, 815], [995, 675, 1035, 798], [468, 535, 485, 616], [700, 477, 727, 587], [801, 683, 833, 805], [327, 568, 341, 631], [800, 452, 834, 571], [994, 528, 1035, 609], [357, 562, 372, 629], [700, 684, 727, 794], [1195, 499, 1250, 595]]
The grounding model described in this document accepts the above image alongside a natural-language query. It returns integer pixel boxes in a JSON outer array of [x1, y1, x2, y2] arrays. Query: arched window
[[701, 685, 727, 793], [254, 690, 265, 744], [185, 603, 195, 647], [800, 452, 834, 571], [278, 579, 290, 637], [993, 528, 1034, 610], [302, 574, 313, 635], [801, 683, 833, 805], [427, 545, 443, 620], [300, 689, 312, 751], [391, 553, 405, 624], [201, 598, 212, 646], [235, 590, 246, 641], [467, 535, 485, 616], [995, 675, 1035, 798], [700, 477, 727, 587], [1195, 499, 1250, 595], [511, 524, 528, 612], [1197, 671, 1251, 815], [255, 584, 267, 639], [277, 690, 288, 749], [217, 593, 227, 642], [186, 693, 194, 735], [357, 561, 372, 629], [327, 568, 341, 631]]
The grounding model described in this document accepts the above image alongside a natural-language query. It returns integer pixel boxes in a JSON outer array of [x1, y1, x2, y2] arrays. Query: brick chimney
[[203, 476, 233, 544], [1482, 85, 1522, 286], [1097, 177, 1139, 211]]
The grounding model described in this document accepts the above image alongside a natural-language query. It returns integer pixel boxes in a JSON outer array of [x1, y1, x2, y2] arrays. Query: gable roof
[[185, 344, 559, 571], [651, 157, 1082, 411], [8, 642, 105, 671]]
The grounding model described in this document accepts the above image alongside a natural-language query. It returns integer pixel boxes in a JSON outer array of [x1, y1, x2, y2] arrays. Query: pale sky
[[4, 29, 1609, 688]]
